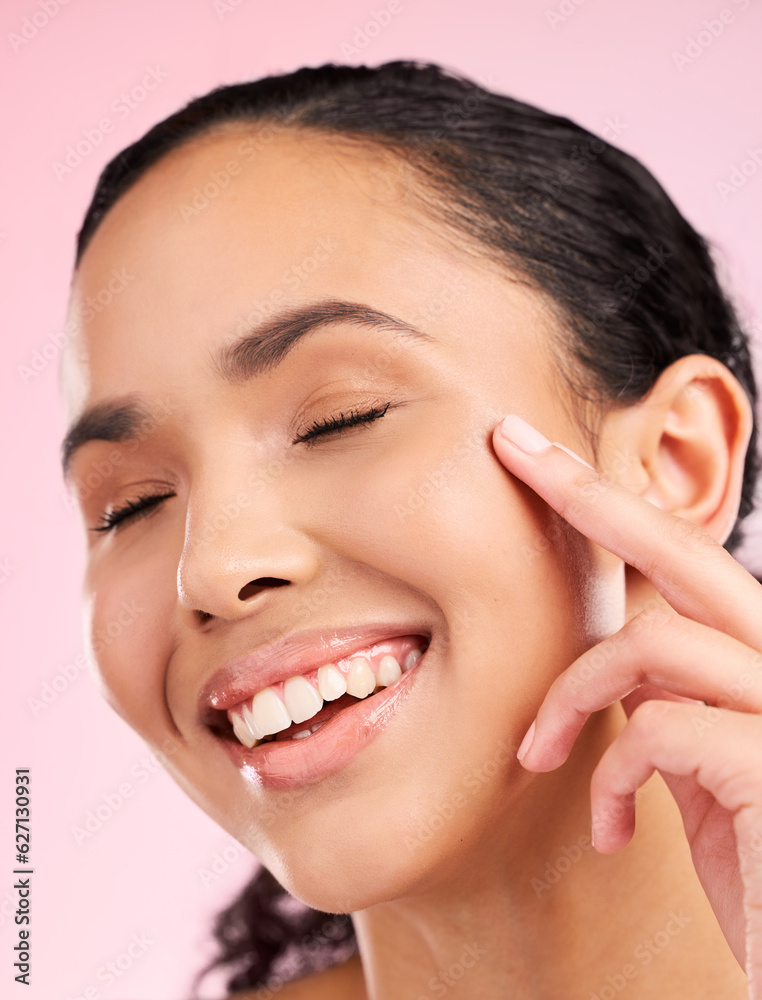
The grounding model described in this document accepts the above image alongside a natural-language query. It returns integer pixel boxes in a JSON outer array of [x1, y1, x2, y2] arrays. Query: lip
[[216, 644, 429, 789], [198, 620, 432, 723]]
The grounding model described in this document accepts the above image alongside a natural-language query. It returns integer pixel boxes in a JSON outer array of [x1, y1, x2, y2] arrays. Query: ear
[[597, 354, 754, 546]]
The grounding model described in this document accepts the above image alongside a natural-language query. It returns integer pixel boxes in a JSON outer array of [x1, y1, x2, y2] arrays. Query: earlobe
[[602, 355, 753, 545]]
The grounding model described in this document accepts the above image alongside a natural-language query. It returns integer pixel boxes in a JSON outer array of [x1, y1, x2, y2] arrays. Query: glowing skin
[[62, 130, 747, 998]]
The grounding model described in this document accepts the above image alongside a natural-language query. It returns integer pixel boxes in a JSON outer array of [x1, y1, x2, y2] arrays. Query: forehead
[[74, 126, 455, 303], [65, 127, 561, 419]]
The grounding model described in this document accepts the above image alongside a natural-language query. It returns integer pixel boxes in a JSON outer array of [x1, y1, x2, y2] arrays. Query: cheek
[[303, 413, 618, 708], [85, 542, 178, 740], [291, 415, 576, 615], [286, 414, 606, 736]]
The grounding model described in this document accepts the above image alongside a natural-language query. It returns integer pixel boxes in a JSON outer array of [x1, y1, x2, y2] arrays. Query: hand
[[492, 413, 762, 996]]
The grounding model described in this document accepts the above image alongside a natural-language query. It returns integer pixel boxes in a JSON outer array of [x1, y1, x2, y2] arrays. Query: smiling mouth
[[217, 635, 429, 750]]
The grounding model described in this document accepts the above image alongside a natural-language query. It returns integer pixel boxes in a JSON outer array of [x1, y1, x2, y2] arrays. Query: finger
[[590, 701, 762, 849], [493, 414, 762, 650], [519, 608, 762, 772], [589, 701, 762, 970]]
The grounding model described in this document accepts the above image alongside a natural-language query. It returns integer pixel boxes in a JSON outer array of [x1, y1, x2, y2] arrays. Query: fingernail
[[500, 415, 552, 453], [550, 442, 596, 471], [517, 720, 536, 762]]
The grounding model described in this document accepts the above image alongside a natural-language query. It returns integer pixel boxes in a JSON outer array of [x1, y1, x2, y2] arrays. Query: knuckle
[[627, 606, 693, 655], [560, 470, 612, 520], [663, 514, 718, 555], [571, 469, 610, 502], [635, 552, 663, 582], [629, 698, 672, 731], [570, 633, 623, 687], [628, 603, 679, 638]]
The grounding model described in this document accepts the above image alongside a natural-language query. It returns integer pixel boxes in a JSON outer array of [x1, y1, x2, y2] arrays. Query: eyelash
[[92, 402, 393, 533], [292, 401, 392, 447], [92, 492, 176, 533]]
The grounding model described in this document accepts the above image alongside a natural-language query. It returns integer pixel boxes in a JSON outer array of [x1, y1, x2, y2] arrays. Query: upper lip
[[198, 620, 431, 725]]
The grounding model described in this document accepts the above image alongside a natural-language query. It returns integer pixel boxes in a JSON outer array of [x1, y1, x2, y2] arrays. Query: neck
[[351, 702, 745, 999]]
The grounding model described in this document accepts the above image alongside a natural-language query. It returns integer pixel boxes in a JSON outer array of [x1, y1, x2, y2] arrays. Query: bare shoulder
[[229, 954, 366, 1000]]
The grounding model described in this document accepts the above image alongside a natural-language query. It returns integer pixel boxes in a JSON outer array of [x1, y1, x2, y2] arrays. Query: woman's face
[[63, 127, 624, 911]]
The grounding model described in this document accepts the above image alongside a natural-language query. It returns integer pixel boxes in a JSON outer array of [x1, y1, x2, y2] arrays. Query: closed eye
[[293, 402, 392, 447], [92, 492, 175, 533], [91, 403, 393, 532]]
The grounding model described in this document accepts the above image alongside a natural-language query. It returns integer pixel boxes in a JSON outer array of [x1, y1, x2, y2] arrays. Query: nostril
[[238, 578, 290, 602]]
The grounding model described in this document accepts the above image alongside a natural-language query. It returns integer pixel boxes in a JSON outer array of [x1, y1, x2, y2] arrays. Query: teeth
[[231, 712, 258, 749], [242, 703, 264, 741], [293, 720, 327, 740], [226, 638, 428, 749], [250, 687, 292, 737], [376, 654, 402, 687], [283, 675, 323, 724], [317, 663, 348, 701], [346, 656, 376, 698], [404, 649, 422, 670]]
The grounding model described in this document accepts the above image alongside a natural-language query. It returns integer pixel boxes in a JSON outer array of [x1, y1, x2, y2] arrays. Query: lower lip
[[218, 649, 428, 789]]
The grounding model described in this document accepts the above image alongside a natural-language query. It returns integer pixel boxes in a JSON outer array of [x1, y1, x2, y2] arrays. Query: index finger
[[492, 413, 762, 650]]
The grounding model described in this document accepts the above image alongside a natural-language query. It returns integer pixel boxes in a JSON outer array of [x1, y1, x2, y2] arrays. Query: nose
[[177, 485, 322, 624]]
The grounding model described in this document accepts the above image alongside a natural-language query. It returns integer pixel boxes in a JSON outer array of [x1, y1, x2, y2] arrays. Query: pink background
[[2, 1, 761, 997]]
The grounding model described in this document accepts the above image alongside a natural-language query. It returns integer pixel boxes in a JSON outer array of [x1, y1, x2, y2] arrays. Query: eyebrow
[[61, 298, 432, 476]]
